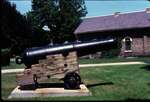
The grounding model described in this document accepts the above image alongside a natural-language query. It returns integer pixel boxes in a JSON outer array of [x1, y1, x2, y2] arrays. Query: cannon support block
[[16, 51, 80, 87]]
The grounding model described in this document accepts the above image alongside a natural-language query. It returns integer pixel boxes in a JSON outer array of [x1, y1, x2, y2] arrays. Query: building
[[74, 9, 150, 57]]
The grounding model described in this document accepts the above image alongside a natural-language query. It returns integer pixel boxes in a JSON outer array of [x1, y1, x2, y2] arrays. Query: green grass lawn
[[79, 57, 150, 64], [2, 57, 150, 69], [1, 61, 25, 69], [2, 64, 150, 101]]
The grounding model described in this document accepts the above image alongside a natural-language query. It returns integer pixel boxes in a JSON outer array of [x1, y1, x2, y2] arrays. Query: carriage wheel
[[64, 72, 81, 89]]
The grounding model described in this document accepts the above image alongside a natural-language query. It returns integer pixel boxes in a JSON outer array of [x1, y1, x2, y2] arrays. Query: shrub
[[1, 49, 10, 66], [101, 48, 121, 58]]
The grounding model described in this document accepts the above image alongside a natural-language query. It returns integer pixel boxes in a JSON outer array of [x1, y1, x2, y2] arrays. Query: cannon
[[16, 38, 117, 89]]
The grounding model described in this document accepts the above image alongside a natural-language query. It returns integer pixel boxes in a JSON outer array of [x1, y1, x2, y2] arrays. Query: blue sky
[[10, 0, 150, 17]]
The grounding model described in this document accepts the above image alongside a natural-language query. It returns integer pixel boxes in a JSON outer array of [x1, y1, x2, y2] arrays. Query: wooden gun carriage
[[16, 38, 116, 89]]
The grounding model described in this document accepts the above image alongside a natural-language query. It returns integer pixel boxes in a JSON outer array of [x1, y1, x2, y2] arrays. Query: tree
[[1, 0, 32, 55], [27, 0, 87, 43]]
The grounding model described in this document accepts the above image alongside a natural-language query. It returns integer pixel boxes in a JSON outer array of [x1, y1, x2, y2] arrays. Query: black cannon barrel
[[16, 38, 117, 67]]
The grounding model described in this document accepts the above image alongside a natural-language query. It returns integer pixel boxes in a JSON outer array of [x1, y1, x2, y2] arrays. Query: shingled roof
[[74, 9, 150, 34]]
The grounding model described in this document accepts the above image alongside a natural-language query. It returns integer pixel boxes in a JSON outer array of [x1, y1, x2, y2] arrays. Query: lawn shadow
[[87, 82, 113, 88], [125, 98, 150, 101], [141, 64, 150, 71], [19, 83, 64, 90]]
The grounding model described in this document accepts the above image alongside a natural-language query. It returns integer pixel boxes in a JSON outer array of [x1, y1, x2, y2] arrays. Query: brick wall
[[121, 35, 150, 56], [132, 37, 144, 56], [143, 35, 150, 55]]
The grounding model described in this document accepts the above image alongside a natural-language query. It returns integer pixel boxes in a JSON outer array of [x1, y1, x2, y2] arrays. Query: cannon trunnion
[[16, 38, 117, 89]]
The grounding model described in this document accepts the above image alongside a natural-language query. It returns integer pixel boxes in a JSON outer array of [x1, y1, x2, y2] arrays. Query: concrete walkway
[[2, 69, 24, 74], [79, 62, 148, 67], [1, 61, 149, 74]]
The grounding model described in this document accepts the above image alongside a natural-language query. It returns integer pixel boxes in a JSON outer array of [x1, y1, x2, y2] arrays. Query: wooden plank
[[16, 73, 34, 86], [8, 84, 91, 98], [16, 51, 79, 86]]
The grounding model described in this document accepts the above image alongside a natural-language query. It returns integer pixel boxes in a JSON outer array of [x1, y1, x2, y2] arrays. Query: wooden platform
[[8, 84, 91, 99], [16, 51, 80, 86]]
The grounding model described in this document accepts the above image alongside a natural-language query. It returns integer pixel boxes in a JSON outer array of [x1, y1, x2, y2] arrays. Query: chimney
[[114, 12, 120, 17], [146, 8, 150, 13]]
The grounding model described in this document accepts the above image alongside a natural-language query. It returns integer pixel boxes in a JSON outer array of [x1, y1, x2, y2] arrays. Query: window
[[125, 37, 132, 50], [122, 37, 132, 52]]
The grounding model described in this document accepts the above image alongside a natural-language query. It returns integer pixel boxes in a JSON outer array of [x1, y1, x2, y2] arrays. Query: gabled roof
[[74, 10, 150, 34]]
